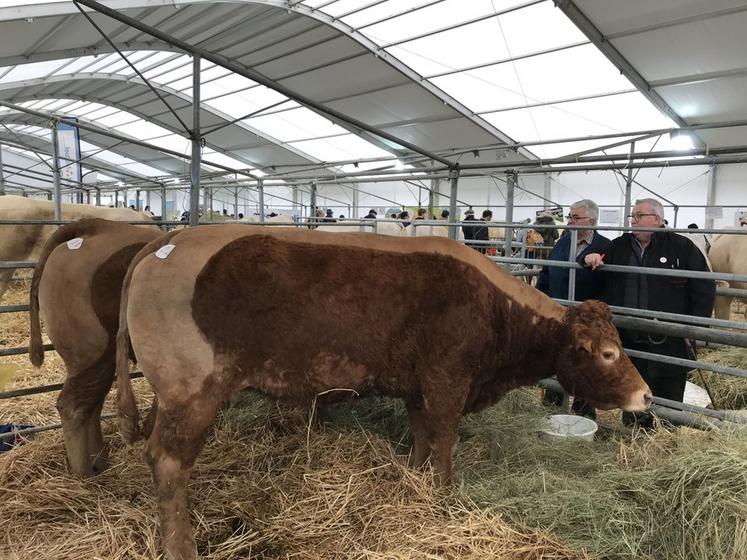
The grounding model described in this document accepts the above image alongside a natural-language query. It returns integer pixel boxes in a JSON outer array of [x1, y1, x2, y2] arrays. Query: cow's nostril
[[643, 391, 653, 406]]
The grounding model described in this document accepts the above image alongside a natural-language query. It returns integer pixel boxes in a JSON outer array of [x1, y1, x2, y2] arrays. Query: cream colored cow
[[708, 232, 747, 319], [0, 195, 151, 301]]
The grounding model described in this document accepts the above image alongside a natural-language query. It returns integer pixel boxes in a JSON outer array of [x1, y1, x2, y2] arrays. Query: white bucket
[[541, 414, 598, 443]]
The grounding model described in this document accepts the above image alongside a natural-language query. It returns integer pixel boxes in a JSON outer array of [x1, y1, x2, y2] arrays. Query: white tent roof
[[1, 0, 745, 185]]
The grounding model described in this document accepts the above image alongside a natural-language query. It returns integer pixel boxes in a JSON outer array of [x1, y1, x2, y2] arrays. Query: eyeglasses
[[565, 214, 591, 222], [628, 213, 658, 221]]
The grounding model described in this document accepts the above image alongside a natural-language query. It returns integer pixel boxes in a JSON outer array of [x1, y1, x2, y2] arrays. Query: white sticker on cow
[[155, 244, 176, 260], [66, 237, 84, 250]]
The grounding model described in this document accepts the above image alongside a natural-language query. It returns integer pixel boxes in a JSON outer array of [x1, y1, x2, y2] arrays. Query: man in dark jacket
[[538, 199, 611, 418], [363, 209, 377, 219], [473, 209, 492, 254], [583, 198, 715, 428], [462, 208, 479, 248]]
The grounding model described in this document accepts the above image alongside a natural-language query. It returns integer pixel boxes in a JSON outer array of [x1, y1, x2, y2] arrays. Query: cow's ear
[[575, 337, 593, 353]]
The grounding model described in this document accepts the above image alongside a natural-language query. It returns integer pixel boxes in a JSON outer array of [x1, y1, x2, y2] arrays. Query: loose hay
[[695, 346, 747, 410], [0, 275, 153, 426], [0, 397, 593, 560], [2, 275, 746, 560]]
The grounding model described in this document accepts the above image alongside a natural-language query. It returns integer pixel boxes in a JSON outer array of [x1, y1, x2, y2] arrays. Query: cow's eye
[[601, 350, 616, 361]]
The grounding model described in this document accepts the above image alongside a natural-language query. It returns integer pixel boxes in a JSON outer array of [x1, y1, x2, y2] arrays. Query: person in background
[[473, 210, 493, 254], [515, 218, 532, 258], [415, 208, 427, 220], [364, 209, 378, 219], [324, 209, 336, 223], [534, 213, 559, 249], [537, 199, 611, 419], [684, 223, 711, 262], [399, 210, 411, 228], [440, 209, 450, 220], [583, 198, 715, 429], [462, 208, 479, 248]]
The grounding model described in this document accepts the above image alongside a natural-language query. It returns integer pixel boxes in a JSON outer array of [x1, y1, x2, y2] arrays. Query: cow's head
[[556, 300, 651, 411]]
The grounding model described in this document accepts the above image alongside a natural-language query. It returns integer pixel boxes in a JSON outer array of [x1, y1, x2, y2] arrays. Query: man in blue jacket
[[537, 199, 611, 418]]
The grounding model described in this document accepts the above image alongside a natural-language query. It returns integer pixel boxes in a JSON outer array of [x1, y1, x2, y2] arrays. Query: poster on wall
[[599, 209, 620, 223], [57, 119, 82, 185]]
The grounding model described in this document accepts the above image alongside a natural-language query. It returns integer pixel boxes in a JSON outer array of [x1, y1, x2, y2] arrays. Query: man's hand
[[584, 253, 605, 270]]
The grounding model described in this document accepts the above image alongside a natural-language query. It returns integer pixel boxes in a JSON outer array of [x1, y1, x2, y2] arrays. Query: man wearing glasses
[[583, 198, 715, 429], [538, 199, 611, 418]]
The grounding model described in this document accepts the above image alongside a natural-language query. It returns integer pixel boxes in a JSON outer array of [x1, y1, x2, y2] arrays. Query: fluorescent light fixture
[[669, 130, 695, 151]]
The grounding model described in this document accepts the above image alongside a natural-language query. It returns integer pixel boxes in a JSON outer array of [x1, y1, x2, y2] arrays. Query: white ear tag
[[659, 257, 667, 264], [66, 237, 84, 250], [155, 244, 176, 259]]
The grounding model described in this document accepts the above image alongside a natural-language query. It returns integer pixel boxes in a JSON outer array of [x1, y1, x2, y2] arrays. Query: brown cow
[[116, 226, 651, 560], [1, 195, 152, 301], [29, 218, 161, 476]]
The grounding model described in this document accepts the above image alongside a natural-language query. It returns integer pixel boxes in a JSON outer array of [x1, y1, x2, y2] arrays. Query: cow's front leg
[[420, 381, 468, 486], [405, 397, 430, 468]]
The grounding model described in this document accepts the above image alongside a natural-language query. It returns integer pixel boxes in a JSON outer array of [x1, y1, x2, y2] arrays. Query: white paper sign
[[66, 237, 83, 250], [599, 209, 619, 223], [155, 244, 176, 259]]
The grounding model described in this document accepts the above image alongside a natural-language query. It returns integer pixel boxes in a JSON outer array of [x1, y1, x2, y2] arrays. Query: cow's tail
[[116, 230, 180, 444], [29, 219, 99, 367]]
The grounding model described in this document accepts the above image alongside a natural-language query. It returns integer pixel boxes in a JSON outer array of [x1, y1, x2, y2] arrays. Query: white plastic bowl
[[541, 414, 598, 443]]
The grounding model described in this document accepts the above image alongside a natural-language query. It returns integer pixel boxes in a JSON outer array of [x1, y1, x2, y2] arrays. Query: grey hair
[[635, 198, 664, 220], [570, 199, 599, 222]]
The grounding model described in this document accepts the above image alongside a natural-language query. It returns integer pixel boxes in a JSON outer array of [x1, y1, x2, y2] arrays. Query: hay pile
[[695, 346, 747, 410], [0, 395, 593, 560], [454, 391, 747, 560], [2, 274, 746, 560]]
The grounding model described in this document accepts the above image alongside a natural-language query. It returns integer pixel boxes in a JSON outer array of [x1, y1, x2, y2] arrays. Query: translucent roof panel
[[289, 134, 393, 163], [246, 107, 346, 143], [201, 149, 254, 171], [79, 140, 167, 177], [0, 59, 71, 83], [431, 44, 634, 114], [482, 91, 677, 159], [299, 0, 687, 160]]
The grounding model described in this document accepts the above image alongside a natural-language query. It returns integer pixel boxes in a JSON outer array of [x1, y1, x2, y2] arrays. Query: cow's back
[[1, 195, 150, 263], [126, 226, 564, 403], [39, 220, 160, 366]]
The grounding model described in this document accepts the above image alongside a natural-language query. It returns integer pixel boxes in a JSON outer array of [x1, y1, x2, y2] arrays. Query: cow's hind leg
[[146, 395, 223, 560], [57, 358, 115, 477]]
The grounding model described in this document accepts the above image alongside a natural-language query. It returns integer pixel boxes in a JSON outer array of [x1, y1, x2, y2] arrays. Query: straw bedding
[[2, 275, 746, 560]]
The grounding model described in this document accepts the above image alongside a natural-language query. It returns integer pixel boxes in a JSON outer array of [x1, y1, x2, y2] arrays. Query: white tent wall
[[712, 163, 747, 228], [0, 148, 53, 194], [315, 165, 719, 230], [108, 161, 744, 225]]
